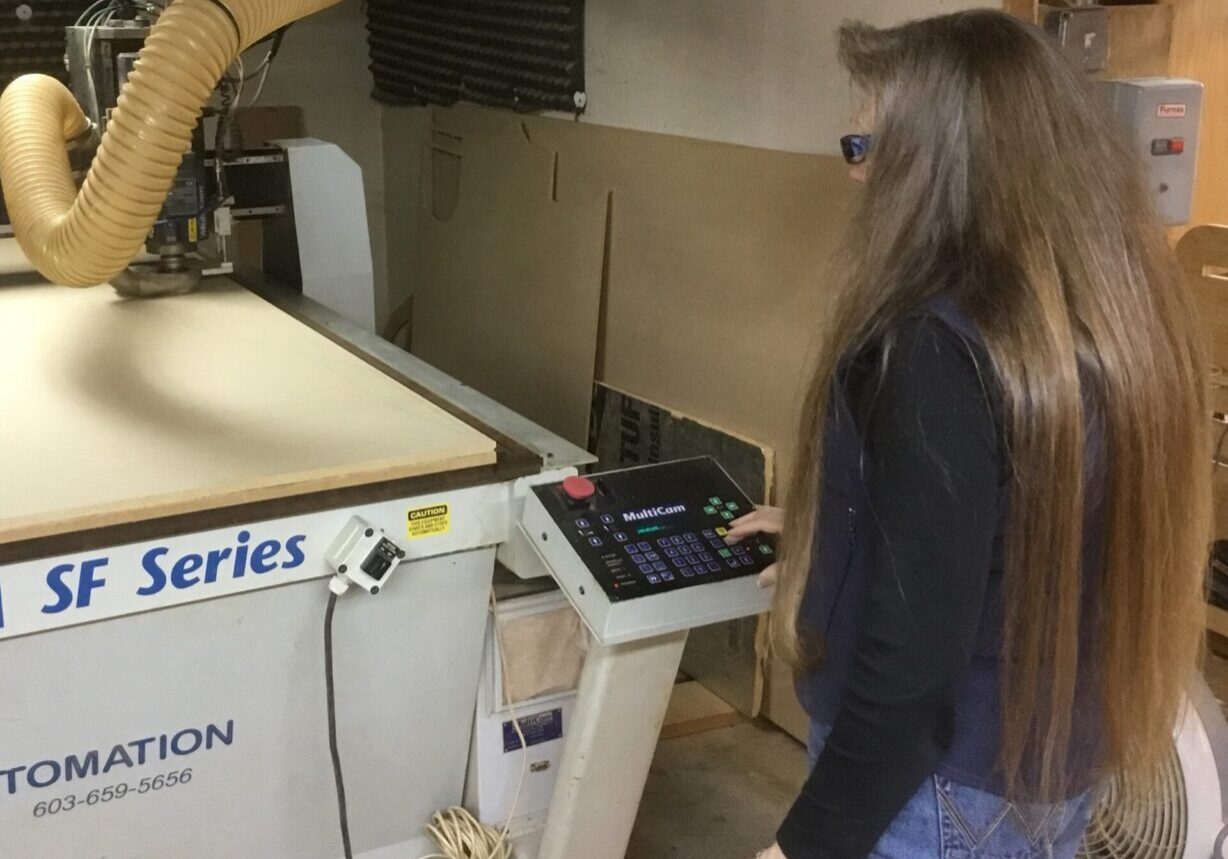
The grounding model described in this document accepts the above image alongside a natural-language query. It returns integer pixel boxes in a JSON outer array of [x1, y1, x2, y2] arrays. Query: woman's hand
[[726, 505, 784, 540], [726, 505, 784, 588], [755, 844, 788, 859]]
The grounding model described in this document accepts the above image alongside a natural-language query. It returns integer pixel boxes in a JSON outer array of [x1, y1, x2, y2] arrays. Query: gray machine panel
[[0, 549, 495, 858], [1106, 77, 1204, 226]]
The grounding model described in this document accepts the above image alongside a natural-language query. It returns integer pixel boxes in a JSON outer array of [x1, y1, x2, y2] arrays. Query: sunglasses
[[840, 134, 874, 165]]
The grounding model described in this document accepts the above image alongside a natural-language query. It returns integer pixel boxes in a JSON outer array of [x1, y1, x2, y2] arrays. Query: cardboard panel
[[408, 113, 608, 445]]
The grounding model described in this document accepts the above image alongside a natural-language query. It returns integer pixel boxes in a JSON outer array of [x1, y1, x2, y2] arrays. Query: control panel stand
[[537, 630, 689, 859], [521, 458, 775, 859]]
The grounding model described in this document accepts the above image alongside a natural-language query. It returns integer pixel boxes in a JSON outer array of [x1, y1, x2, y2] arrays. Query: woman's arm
[[776, 317, 1001, 859]]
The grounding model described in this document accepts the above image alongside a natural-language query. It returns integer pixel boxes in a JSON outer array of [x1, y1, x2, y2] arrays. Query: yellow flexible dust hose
[[0, 0, 341, 287]]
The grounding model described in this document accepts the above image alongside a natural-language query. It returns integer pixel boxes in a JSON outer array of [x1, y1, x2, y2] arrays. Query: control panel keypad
[[533, 457, 776, 602]]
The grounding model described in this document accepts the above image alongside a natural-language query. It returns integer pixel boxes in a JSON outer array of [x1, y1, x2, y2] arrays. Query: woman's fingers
[[726, 505, 786, 541], [757, 563, 779, 588]]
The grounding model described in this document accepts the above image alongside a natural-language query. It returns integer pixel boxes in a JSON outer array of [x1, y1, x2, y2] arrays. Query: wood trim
[[0, 456, 534, 567], [1209, 604, 1228, 640], [1003, 0, 1038, 24]]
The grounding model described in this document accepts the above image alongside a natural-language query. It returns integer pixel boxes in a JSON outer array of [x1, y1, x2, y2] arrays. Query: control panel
[[521, 458, 775, 645], [1105, 78, 1203, 226]]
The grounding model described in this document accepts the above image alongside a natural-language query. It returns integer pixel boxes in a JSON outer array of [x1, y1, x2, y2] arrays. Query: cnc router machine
[[0, 2, 776, 856]]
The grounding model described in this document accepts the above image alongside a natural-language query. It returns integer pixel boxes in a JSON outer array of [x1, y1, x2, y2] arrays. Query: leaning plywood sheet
[[409, 112, 607, 446], [430, 103, 851, 502], [0, 277, 496, 545]]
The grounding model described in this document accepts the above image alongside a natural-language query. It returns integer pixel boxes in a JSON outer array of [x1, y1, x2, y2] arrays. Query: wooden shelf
[[1208, 603, 1228, 640]]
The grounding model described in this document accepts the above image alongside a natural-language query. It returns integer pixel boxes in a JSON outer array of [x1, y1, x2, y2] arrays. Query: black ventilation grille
[[0, 2, 91, 93], [366, 0, 585, 113]]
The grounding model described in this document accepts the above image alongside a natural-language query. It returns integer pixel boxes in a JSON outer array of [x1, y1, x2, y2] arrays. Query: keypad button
[[589, 537, 603, 547], [657, 537, 671, 548], [759, 544, 774, 556], [639, 563, 654, 574], [709, 497, 721, 506], [665, 547, 679, 558], [600, 514, 615, 525], [718, 548, 733, 559], [704, 506, 717, 515], [727, 502, 740, 512], [653, 562, 668, 573], [700, 552, 714, 563], [684, 533, 699, 543], [614, 532, 628, 542], [638, 542, 652, 552], [576, 519, 590, 529], [631, 554, 645, 564], [740, 556, 755, 567], [646, 552, 660, 562], [706, 562, 721, 573], [732, 545, 747, 556], [681, 567, 696, 577], [702, 529, 716, 539], [691, 565, 707, 576], [726, 558, 740, 568], [671, 536, 686, 546], [709, 539, 724, 549], [715, 527, 728, 536], [660, 570, 675, 581], [624, 544, 637, 554], [721, 511, 734, 521], [646, 574, 660, 584], [672, 557, 687, 568]]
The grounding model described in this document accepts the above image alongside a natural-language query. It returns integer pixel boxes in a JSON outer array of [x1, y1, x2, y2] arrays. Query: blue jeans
[[807, 723, 1094, 859]]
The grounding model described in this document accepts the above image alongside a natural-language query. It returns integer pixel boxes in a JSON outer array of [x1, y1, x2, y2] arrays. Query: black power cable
[[324, 592, 354, 859]]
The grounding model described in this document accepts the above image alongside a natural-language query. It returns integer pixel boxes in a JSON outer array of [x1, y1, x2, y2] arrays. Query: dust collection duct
[[0, 0, 342, 287]]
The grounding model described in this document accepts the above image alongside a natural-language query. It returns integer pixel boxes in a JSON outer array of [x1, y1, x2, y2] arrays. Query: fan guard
[[1078, 746, 1187, 859], [1077, 676, 1227, 859]]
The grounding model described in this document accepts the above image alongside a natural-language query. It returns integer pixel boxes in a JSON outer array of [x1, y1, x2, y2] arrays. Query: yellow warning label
[[187, 218, 198, 242], [407, 504, 450, 539]]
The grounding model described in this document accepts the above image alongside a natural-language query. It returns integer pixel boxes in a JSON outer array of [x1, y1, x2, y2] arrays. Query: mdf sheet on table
[[0, 276, 497, 545]]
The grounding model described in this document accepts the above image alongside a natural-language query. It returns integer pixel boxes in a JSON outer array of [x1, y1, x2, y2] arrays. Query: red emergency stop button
[[562, 475, 596, 502], [1171, 137, 1185, 154]]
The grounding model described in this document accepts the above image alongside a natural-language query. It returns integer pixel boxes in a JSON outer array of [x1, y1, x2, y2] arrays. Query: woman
[[732, 10, 1211, 859]]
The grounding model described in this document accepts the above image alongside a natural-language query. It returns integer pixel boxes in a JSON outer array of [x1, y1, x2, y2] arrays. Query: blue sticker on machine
[[503, 709, 563, 753]]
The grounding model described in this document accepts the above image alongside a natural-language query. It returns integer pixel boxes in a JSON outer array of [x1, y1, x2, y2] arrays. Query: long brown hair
[[774, 10, 1210, 801]]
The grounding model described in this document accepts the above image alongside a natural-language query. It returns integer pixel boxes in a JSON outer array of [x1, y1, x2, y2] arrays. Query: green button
[[759, 544, 774, 556], [704, 506, 717, 515], [720, 511, 734, 520], [709, 497, 722, 506], [718, 548, 733, 559], [726, 502, 740, 512]]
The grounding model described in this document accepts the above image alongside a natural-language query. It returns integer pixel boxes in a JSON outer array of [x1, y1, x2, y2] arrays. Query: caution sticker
[[407, 504, 450, 539]]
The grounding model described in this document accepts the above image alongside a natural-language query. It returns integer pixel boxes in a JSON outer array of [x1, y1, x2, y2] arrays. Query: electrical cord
[[324, 591, 354, 859], [417, 591, 530, 859], [324, 585, 529, 859]]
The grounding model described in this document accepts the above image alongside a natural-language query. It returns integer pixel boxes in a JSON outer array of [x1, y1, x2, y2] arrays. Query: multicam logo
[[622, 504, 687, 523]]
